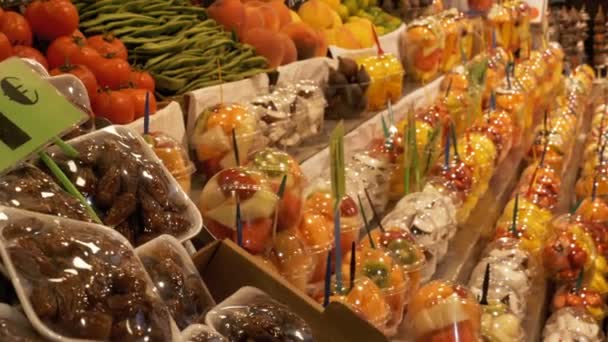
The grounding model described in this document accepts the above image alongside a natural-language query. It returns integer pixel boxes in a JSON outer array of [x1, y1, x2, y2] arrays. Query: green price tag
[[0, 58, 87, 173], [329, 121, 345, 202]]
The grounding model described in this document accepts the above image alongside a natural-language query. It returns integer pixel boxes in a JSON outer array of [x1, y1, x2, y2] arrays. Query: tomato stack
[[0, 0, 157, 124]]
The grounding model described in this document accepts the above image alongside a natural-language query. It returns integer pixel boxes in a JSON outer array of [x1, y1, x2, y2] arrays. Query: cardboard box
[[193, 239, 389, 342]]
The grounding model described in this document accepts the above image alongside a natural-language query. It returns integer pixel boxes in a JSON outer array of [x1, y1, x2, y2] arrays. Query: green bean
[[140, 1, 171, 12], [120, 35, 175, 45], [105, 25, 142, 37], [153, 74, 187, 92], [144, 52, 172, 69], [135, 38, 190, 55], [127, 20, 192, 38], [81, 13, 158, 30]]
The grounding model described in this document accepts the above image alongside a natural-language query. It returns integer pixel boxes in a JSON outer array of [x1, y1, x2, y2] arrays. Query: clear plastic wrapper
[[0, 303, 45, 341], [297, 210, 334, 292], [45, 126, 202, 246], [146, 131, 196, 193], [552, 283, 607, 322], [456, 132, 497, 199], [252, 81, 326, 148], [469, 108, 514, 165], [341, 245, 409, 333], [136, 235, 214, 330], [328, 276, 391, 332], [496, 82, 528, 147], [355, 54, 404, 111], [576, 164, 608, 201], [401, 16, 445, 83], [481, 237, 536, 277], [486, 4, 513, 50], [0, 206, 178, 341], [190, 103, 261, 181], [542, 307, 605, 342], [198, 167, 278, 255], [181, 324, 227, 342], [249, 148, 306, 231], [0, 164, 93, 222], [439, 9, 465, 73], [205, 287, 313, 342], [406, 280, 481, 342], [346, 149, 393, 214], [483, 48, 508, 106], [426, 156, 475, 223], [441, 69, 473, 136], [517, 163, 562, 211]]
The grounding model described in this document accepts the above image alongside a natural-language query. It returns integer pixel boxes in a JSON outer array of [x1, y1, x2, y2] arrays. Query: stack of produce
[[75, 0, 268, 96], [485, 0, 533, 60], [296, 0, 402, 50], [465, 66, 594, 342], [324, 56, 371, 118]]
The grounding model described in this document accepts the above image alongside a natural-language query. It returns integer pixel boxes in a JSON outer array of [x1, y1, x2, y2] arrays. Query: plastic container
[[441, 70, 473, 136], [198, 166, 278, 255], [469, 263, 527, 318], [146, 131, 196, 193], [248, 148, 306, 232], [341, 245, 409, 333], [496, 83, 528, 147], [0, 164, 93, 222], [406, 280, 481, 342], [190, 103, 261, 181], [303, 185, 363, 259], [265, 229, 314, 292], [181, 324, 227, 342], [481, 237, 536, 277], [486, 4, 512, 50], [468, 0, 492, 12], [205, 287, 313, 342], [0, 206, 179, 341], [45, 125, 203, 246], [439, 9, 464, 73], [365, 227, 426, 297], [426, 158, 475, 223], [0, 303, 45, 341], [136, 235, 215, 330], [252, 80, 326, 148], [401, 16, 445, 83], [297, 211, 334, 291], [483, 48, 508, 106], [346, 150, 392, 215], [542, 307, 605, 342], [457, 132, 498, 187], [355, 53, 404, 111], [328, 277, 391, 333], [516, 163, 561, 211], [494, 200, 553, 255]]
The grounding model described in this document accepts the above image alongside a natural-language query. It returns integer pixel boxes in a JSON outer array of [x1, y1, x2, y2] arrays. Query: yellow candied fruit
[[357, 53, 404, 111]]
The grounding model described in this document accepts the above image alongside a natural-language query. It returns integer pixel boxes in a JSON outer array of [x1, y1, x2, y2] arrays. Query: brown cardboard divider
[[192, 239, 389, 342]]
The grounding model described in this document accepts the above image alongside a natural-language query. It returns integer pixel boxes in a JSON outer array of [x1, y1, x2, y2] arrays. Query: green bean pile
[[74, 0, 268, 97]]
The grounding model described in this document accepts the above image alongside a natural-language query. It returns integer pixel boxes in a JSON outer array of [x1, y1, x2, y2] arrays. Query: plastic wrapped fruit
[[0, 164, 93, 222], [486, 4, 512, 50], [552, 283, 607, 322], [517, 163, 561, 211], [266, 229, 314, 292], [356, 53, 404, 111], [469, 262, 528, 318], [181, 324, 227, 342], [480, 300, 525, 342], [206, 291, 313, 342], [365, 228, 426, 296], [198, 167, 278, 255], [324, 57, 370, 118], [249, 148, 306, 231], [469, 108, 514, 165], [542, 307, 605, 342], [483, 48, 508, 106], [401, 17, 444, 83], [427, 156, 475, 223], [329, 276, 391, 332], [439, 9, 464, 73], [441, 69, 472, 136], [468, 0, 492, 12], [137, 235, 213, 330], [0, 208, 176, 341], [576, 164, 608, 201], [191, 103, 259, 180], [406, 280, 481, 342], [45, 126, 197, 246], [342, 245, 410, 332], [303, 186, 363, 259], [496, 81, 528, 147], [146, 131, 195, 193], [297, 211, 334, 294]]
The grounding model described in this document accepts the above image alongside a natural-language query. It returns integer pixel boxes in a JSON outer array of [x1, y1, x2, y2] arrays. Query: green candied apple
[[387, 239, 419, 265]]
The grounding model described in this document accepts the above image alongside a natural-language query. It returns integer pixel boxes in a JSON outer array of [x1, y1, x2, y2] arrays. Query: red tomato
[[71, 29, 85, 39], [0, 9, 5, 24], [128, 70, 155, 92], [71, 46, 101, 69], [13, 45, 48, 69], [235, 218, 273, 254], [25, 0, 79, 41], [0, 33, 13, 62], [46, 34, 86, 69], [0, 11, 33, 46], [92, 90, 135, 124], [91, 56, 131, 90], [50, 64, 98, 97], [87, 34, 127, 60], [120, 88, 157, 119]]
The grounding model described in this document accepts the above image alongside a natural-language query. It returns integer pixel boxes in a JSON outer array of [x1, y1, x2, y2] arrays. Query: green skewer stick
[[511, 193, 519, 238], [357, 194, 375, 249], [39, 151, 101, 224], [52, 137, 80, 158]]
